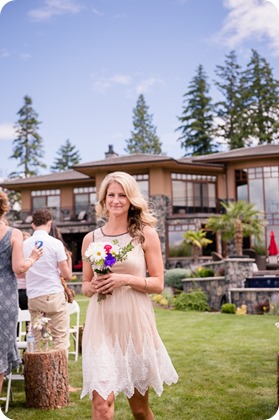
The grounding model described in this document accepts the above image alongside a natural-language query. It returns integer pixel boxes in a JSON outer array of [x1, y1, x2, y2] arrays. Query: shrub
[[174, 288, 210, 312], [254, 300, 270, 315], [191, 266, 215, 278], [221, 303, 236, 314], [164, 268, 191, 291]]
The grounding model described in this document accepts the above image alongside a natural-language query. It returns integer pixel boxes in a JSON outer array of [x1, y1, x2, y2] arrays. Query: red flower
[[104, 244, 112, 254]]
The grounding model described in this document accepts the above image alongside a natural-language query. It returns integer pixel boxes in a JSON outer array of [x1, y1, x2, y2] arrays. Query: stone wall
[[150, 195, 171, 263], [182, 277, 226, 311], [182, 258, 279, 314]]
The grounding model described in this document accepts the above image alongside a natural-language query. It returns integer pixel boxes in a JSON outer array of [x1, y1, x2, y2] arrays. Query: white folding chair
[[2, 309, 31, 412], [17, 308, 31, 351], [67, 301, 80, 361]]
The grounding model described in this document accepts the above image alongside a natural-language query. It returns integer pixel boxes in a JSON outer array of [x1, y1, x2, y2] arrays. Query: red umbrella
[[268, 230, 279, 256]]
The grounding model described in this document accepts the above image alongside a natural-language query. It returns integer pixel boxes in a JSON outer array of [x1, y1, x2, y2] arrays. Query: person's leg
[[92, 391, 114, 420], [127, 388, 154, 420], [28, 292, 69, 351], [0, 372, 4, 394]]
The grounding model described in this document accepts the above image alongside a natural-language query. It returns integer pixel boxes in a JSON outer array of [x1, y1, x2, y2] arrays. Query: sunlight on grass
[[2, 297, 279, 419]]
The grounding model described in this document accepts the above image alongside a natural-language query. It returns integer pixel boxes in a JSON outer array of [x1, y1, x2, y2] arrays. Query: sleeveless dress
[[0, 228, 21, 374], [81, 228, 178, 400]]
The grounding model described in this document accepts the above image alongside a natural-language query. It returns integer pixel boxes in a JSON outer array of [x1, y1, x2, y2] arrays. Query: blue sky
[[1, 0, 279, 179]]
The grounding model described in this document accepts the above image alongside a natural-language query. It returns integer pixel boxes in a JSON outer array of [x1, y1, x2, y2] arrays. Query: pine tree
[[125, 94, 163, 154], [242, 49, 279, 145], [214, 51, 246, 149], [176, 64, 217, 156], [10, 95, 46, 177], [51, 139, 81, 172]]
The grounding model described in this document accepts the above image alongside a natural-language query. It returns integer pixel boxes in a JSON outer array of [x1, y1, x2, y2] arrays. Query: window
[[74, 187, 96, 220], [133, 174, 149, 199], [171, 173, 216, 214], [31, 190, 60, 218]]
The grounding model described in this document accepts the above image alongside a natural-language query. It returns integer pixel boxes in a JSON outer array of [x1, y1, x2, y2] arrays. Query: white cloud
[[0, 123, 15, 140], [28, 0, 83, 22], [20, 53, 32, 61], [0, 49, 10, 58], [136, 77, 165, 94], [213, 0, 279, 55], [91, 74, 132, 93]]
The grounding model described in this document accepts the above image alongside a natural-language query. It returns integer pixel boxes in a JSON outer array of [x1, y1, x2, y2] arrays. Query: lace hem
[[81, 334, 178, 400]]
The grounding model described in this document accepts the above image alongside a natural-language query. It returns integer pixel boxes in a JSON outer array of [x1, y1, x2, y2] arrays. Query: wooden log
[[24, 349, 69, 409]]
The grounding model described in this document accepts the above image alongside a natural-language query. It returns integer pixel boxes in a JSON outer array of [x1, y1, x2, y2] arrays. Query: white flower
[[85, 242, 107, 263], [33, 319, 43, 330], [275, 323, 279, 328], [110, 243, 120, 256]]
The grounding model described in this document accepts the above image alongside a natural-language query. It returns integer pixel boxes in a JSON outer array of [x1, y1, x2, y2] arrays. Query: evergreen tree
[[176, 64, 217, 156], [242, 49, 279, 145], [51, 139, 81, 172], [10, 95, 46, 177], [214, 51, 246, 149], [125, 94, 163, 154]]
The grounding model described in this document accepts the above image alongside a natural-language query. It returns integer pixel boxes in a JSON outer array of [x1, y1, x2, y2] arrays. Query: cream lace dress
[[81, 228, 178, 400]]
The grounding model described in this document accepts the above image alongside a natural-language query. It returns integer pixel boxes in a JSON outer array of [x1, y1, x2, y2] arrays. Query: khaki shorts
[[28, 291, 70, 351]]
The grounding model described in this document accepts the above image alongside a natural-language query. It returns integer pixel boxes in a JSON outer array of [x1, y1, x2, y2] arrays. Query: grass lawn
[[2, 295, 279, 419]]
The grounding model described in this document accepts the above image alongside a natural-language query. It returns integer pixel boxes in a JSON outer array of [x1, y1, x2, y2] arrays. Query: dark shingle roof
[[1, 170, 90, 188], [192, 144, 279, 163]]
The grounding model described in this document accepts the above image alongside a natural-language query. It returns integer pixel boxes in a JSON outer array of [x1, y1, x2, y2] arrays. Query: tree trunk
[[24, 349, 69, 409], [234, 219, 243, 256]]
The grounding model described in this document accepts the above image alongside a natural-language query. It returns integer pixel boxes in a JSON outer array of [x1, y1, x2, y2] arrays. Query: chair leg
[[5, 373, 12, 413], [75, 329, 79, 361]]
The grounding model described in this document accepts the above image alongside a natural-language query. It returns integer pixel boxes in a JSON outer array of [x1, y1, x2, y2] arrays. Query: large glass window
[[168, 223, 216, 257], [74, 187, 96, 220], [171, 173, 216, 214], [133, 174, 149, 199], [31, 190, 60, 219]]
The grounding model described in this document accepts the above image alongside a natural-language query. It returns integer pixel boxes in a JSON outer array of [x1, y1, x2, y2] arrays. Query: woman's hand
[[94, 272, 126, 295], [29, 244, 44, 262]]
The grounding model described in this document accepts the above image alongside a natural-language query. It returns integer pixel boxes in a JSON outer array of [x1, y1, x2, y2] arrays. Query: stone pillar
[[150, 195, 171, 265], [224, 258, 255, 288]]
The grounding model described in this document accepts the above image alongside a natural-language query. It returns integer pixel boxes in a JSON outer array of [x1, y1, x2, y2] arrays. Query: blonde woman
[[81, 172, 178, 419]]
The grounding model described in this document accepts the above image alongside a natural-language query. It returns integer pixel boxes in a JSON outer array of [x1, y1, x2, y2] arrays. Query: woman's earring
[[130, 206, 134, 211]]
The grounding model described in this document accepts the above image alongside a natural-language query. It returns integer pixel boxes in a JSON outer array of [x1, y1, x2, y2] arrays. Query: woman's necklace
[[0, 220, 6, 225]]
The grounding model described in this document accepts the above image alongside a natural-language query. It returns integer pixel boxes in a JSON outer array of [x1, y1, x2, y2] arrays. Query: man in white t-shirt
[[24, 209, 72, 351]]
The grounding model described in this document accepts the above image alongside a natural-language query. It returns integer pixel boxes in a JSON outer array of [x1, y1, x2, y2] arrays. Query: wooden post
[[24, 349, 69, 409]]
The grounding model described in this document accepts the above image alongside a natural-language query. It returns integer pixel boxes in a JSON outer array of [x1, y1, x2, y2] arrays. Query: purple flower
[[104, 253, 117, 267]]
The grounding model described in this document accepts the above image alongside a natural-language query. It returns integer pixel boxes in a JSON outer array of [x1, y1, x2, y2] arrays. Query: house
[[2, 144, 279, 269]]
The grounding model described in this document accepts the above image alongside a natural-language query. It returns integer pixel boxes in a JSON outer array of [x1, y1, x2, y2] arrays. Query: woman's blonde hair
[[0, 191, 10, 217], [95, 171, 157, 243]]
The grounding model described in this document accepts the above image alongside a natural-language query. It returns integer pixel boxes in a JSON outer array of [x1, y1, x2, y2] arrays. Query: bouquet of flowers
[[84, 239, 134, 302], [33, 312, 53, 351]]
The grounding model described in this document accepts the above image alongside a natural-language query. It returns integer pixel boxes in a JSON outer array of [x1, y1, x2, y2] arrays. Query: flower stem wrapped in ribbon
[[84, 239, 134, 302]]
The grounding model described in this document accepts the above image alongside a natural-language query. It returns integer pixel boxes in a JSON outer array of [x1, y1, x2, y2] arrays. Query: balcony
[[7, 205, 97, 226]]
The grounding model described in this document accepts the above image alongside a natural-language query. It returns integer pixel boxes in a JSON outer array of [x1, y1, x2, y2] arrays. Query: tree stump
[[24, 349, 69, 409]]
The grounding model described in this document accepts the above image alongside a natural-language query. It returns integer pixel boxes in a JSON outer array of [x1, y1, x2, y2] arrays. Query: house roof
[[72, 153, 224, 176], [1, 170, 90, 190], [191, 144, 279, 163]]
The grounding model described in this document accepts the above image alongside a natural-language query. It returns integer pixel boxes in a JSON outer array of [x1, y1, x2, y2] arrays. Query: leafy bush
[[174, 288, 210, 312], [191, 266, 215, 278], [164, 268, 191, 291], [221, 303, 236, 314], [254, 300, 270, 315]]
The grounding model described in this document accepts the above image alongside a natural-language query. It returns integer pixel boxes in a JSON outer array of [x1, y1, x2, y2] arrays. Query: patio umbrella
[[268, 230, 279, 256]]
